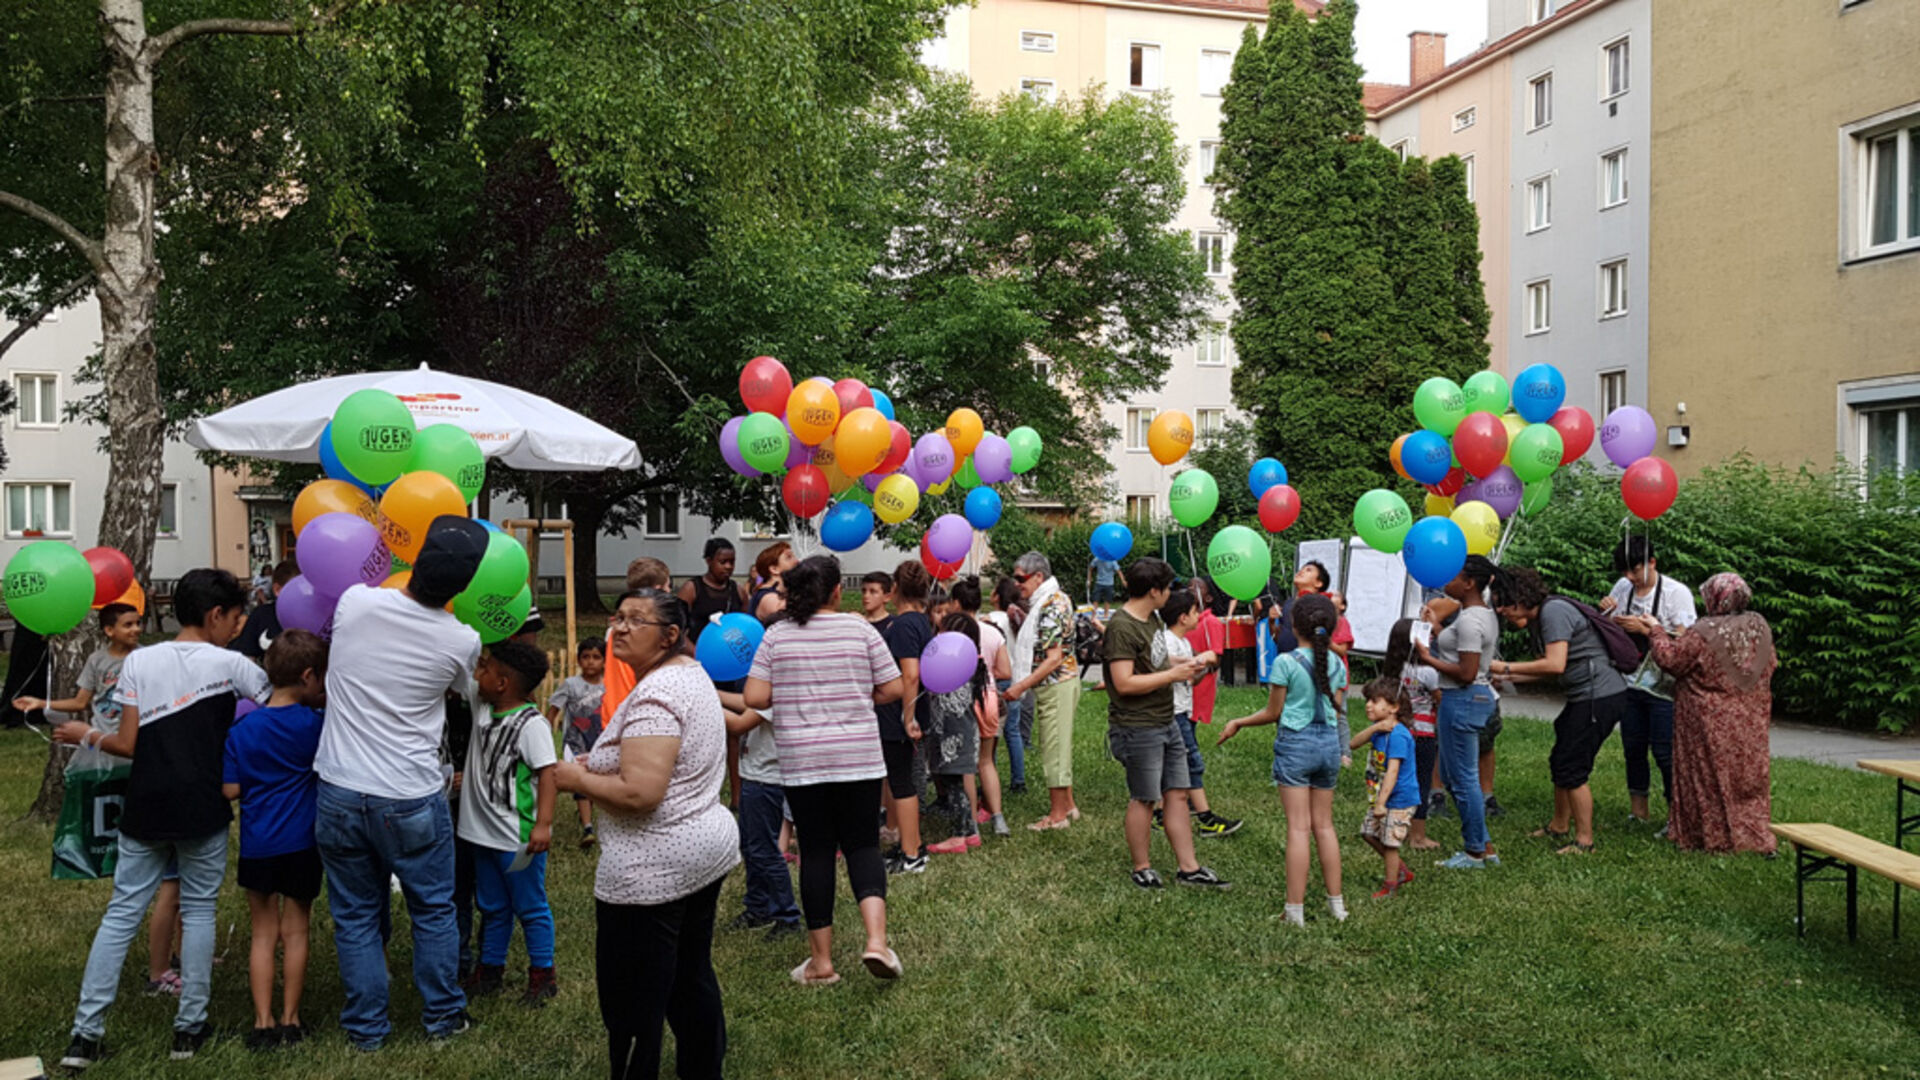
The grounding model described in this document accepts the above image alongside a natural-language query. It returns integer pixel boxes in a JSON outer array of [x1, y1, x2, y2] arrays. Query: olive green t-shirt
[[1105, 607, 1175, 729]]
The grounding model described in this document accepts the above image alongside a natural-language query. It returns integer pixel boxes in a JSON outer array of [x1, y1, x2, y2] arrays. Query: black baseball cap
[[412, 516, 489, 605]]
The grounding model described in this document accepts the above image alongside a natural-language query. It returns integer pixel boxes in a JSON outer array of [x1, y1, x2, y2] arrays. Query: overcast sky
[[1353, 0, 1489, 84]]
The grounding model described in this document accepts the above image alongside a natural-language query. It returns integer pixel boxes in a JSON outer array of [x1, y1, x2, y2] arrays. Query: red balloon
[[1621, 457, 1678, 520], [832, 378, 875, 419], [740, 356, 793, 418], [1258, 485, 1301, 533], [877, 421, 912, 476], [919, 532, 962, 581], [782, 464, 831, 519], [1425, 466, 1468, 499], [84, 547, 136, 607], [1549, 406, 1596, 465], [1452, 412, 1509, 479]]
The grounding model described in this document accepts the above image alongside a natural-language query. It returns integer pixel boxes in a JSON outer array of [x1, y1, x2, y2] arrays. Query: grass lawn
[[1, 687, 1917, 1078]]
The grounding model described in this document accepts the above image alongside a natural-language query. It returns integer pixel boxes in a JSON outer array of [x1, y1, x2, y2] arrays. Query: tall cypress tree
[[1216, 0, 1489, 541]]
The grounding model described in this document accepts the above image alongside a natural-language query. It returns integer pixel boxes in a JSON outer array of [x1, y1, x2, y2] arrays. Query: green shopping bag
[[51, 744, 131, 880]]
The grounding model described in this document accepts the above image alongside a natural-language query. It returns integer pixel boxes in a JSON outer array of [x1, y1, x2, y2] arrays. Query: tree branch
[[0, 275, 94, 362], [0, 190, 106, 274], [149, 0, 358, 59]]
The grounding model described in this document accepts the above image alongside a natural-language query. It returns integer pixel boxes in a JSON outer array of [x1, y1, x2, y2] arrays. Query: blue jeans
[[997, 679, 1027, 787], [1438, 685, 1497, 855], [738, 780, 800, 925], [473, 847, 554, 968], [315, 781, 465, 1048], [1173, 711, 1206, 791], [71, 829, 227, 1039], [1620, 690, 1674, 803]]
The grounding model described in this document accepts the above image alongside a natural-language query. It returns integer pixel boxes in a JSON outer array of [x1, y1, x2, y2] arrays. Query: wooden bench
[[1770, 823, 1920, 941]]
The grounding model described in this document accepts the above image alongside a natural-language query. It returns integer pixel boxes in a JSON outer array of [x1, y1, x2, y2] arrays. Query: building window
[[4, 481, 73, 538], [1848, 110, 1920, 259], [13, 372, 58, 429], [1528, 73, 1553, 131], [1196, 332, 1228, 366], [1199, 49, 1232, 97], [1526, 175, 1553, 232], [1198, 140, 1221, 184], [1602, 37, 1630, 99], [644, 492, 681, 538], [1125, 407, 1156, 452], [1861, 402, 1920, 476], [1125, 495, 1156, 523], [1020, 30, 1056, 52], [1526, 279, 1552, 335], [1462, 154, 1476, 202], [1197, 231, 1229, 276], [1599, 370, 1628, 416], [1020, 78, 1057, 104], [1530, 0, 1555, 24], [158, 483, 179, 538], [1453, 107, 1477, 132], [1196, 408, 1227, 443], [1601, 147, 1629, 208], [1389, 139, 1410, 162], [1128, 43, 1162, 91], [1599, 259, 1629, 319], [1034, 357, 1052, 383]]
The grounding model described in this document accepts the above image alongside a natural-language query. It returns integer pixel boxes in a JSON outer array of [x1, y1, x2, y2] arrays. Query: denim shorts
[[1108, 723, 1191, 802], [1272, 723, 1342, 790]]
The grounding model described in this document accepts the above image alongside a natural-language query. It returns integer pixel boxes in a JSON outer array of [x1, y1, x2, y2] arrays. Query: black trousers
[[785, 779, 888, 930], [597, 878, 726, 1080]]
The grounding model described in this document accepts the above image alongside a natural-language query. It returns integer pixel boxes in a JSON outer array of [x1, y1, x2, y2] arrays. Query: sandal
[[1027, 817, 1069, 832], [1556, 841, 1596, 856], [790, 960, 841, 987], [1529, 825, 1572, 843]]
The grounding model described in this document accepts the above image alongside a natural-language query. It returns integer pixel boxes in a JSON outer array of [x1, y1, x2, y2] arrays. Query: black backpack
[[1073, 612, 1107, 667], [1547, 596, 1644, 675]]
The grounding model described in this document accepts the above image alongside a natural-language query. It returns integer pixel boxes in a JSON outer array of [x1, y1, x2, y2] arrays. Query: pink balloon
[[297, 512, 391, 598], [919, 631, 979, 694], [926, 513, 972, 564]]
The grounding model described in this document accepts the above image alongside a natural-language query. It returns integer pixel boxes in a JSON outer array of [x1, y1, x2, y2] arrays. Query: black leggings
[[785, 779, 888, 931], [596, 879, 726, 1080]]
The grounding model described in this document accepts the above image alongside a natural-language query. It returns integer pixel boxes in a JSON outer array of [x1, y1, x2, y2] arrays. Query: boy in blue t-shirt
[[221, 629, 329, 1051], [1352, 676, 1422, 900]]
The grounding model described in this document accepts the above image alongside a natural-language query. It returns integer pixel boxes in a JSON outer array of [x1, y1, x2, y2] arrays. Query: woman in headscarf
[[1620, 572, 1777, 855]]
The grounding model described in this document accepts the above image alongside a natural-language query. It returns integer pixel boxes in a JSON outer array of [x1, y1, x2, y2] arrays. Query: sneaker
[[1398, 865, 1415, 887], [245, 1026, 281, 1053], [926, 836, 971, 855], [1484, 853, 1503, 867], [880, 844, 904, 864], [428, 1011, 476, 1044], [1150, 809, 1165, 832], [144, 970, 183, 997], [1655, 823, 1670, 840], [462, 963, 505, 997], [764, 921, 803, 942], [1428, 793, 1453, 819], [886, 852, 927, 875], [726, 912, 775, 932], [975, 809, 991, 825], [1009, 782, 1028, 794], [580, 825, 597, 849], [276, 1024, 306, 1047], [1484, 795, 1507, 818], [521, 967, 558, 1008], [1372, 881, 1400, 899], [1175, 866, 1232, 890], [170, 1023, 213, 1061], [990, 814, 1010, 837], [1196, 811, 1244, 837], [965, 833, 982, 849], [59, 1035, 104, 1072], [1131, 868, 1165, 890], [1438, 851, 1488, 870]]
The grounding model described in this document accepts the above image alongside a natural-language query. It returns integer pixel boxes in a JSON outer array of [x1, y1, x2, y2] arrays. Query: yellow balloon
[[928, 479, 951, 496], [294, 479, 377, 534], [1499, 413, 1526, 465], [813, 442, 858, 494], [786, 381, 841, 446], [1451, 500, 1501, 556], [1423, 493, 1456, 518], [874, 474, 920, 525], [945, 408, 985, 458], [1148, 410, 1195, 466], [834, 407, 891, 477], [377, 471, 468, 564]]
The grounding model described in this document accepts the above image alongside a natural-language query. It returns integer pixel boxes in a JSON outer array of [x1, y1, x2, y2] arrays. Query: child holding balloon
[[925, 614, 988, 854]]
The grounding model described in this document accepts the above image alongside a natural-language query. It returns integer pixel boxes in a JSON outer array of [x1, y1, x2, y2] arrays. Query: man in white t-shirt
[[1599, 536, 1697, 827], [314, 516, 487, 1051]]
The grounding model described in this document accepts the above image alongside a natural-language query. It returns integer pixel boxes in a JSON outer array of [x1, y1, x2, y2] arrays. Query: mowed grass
[[2, 688, 1918, 1079]]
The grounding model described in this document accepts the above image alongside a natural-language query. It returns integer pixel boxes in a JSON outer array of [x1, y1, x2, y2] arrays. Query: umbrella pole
[[562, 520, 578, 666]]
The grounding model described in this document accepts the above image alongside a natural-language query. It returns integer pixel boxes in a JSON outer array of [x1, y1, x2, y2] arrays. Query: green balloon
[[737, 412, 790, 474], [331, 389, 417, 487], [3, 542, 95, 635], [1463, 371, 1511, 416], [1352, 489, 1414, 554], [843, 483, 874, 507], [1413, 377, 1467, 437], [410, 424, 486, 503], [455, 583, 534, 645], [1520, 476, 1554, 517], [467, 531, 531, 601], [1007, 426, 1043, 474], [956, 457, 982, 490], [1206, 525, 1271, 602], [1508, 423, 1565, 484], [1169, 468, 1219, 528]]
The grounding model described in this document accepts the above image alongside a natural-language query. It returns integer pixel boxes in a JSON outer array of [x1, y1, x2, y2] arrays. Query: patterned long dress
[[1647, 618, 1778, 855]]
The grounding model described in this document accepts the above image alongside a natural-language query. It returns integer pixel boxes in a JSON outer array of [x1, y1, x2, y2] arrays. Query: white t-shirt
[[1160, 629, 1195, 715], [458, 702, 558, 852], [316, 585, 483, 800], [1607, 573, 1698, 633], [738, 710, 782, 786]]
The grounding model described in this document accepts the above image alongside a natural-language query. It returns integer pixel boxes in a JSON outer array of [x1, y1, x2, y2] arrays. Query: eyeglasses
[[609, 615, 673, 631], [1013, 573, 1036, 584]]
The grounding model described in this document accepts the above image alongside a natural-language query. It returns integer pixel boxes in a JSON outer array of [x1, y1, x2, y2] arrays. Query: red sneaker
[[1397, 866, 1415, 886], [965, 834, 982, 849], [975, 809, 991, 825], [1372, 881, 1400, 900], [926, 836, 971, 855]]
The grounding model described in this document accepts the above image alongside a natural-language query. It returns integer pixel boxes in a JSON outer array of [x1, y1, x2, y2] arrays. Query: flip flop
[[1530, 825, 1572, 843], [1028, 817, 1069, 832], [790, 961, 840, 987], [1556, 841, 1596, 856], [861, 948, 904, 981]]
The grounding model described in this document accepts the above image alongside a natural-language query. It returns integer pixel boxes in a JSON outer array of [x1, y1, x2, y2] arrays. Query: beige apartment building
[[1648, 0, 1920, 475]]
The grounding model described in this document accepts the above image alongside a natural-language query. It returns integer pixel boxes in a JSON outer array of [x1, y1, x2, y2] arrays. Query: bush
[[1504, 457, 1920, 733]]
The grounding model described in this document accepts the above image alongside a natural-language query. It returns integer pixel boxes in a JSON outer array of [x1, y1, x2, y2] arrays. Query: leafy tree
[[1215, 0, 1489, 540]]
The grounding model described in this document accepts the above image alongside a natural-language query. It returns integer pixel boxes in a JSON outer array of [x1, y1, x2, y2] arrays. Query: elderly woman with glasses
[[1619, 572, 1778, 855], [553, 589, 739, 1079], [1003, 552, 1084, 831]]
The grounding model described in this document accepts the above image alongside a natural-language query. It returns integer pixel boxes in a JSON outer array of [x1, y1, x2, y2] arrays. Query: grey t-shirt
[[1540, 598, 1630, 701], [1431, 607, 1499, 689], [76, 648, 129, 733], [739, 712, 782, 786]]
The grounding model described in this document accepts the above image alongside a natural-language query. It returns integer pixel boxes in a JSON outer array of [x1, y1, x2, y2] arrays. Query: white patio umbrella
[[186, 363, 641, 471]]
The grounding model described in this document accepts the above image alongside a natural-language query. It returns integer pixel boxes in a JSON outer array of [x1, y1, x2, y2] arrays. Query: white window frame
[[1127, 41, 1163, 92], [1526, 174, 1553, 233], [12, 371, 60, 429], [3, 480, 75, 539], [1125, 407, 1156, 452], [1452, 106, 1477, 132], [1601, 36, 1630, 100], [1020, 78, 1057, 104], [1020, 29, 1056, 53], [1197, 231, 1230, 277], [1198, 139, 1221, 185], [1842, 103, 1920, 263], [158, 482, 180, 539], [1125, 494, 1156, 523], [1844, 379, 1920, 476], [1599, 369, 1628, 417], [1389, 139, 1410, 162], [1599, 258, 1629, 320], [643, 491, 682, 539], [1530, 0, 1556, 24], [1600, 146, 1630, 209], [1198, 48, 1233, 98], [1528, 72, 1554, 131], [1525, 278, 1552, 336], [1196, 331, 1228, 367], [1196, 408, 1228, 443], [1462, 154, 1476, 202]]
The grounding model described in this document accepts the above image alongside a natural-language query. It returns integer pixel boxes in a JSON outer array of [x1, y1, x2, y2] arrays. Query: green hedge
[[1503, 457, 1920, 733]]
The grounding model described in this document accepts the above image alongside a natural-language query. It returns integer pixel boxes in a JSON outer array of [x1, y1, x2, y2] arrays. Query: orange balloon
[[1389, 434, 1413, 481], [834, 407, 891, 477], [377, 471, 468, 564], [381, 570, 411, 590], [814, 442, 859, 494], [786, 381, 841, 446], [945, 408, 985, 458], [93, 578, 146, 614], [1148, 411, 1195, 466], [294, 479, 377, 534]]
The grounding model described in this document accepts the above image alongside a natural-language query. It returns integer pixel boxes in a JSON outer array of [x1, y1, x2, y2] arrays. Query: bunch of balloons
[[2, 543, 139, 636]]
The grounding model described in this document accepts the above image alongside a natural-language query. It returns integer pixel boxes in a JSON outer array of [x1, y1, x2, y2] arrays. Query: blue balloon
[[1402, 516, 1468, 589], [964, 486, 1003, 530], [819, 501, 876, 552], [1511, 363, 1567, 423], [477, 519, 503, 534], [869, 388, 895, 422], [1089, 521, 1133, 562], [1401, 430, 1454, 486], [1248, 457, 1288, 499], [319, 420, 385, 498], [696, 612, 765, 682]]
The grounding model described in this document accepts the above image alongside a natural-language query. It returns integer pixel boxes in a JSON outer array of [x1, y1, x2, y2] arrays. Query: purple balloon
[[277, 575, 337, 640], [919, 631, 980, 694], [719, 416, 760, 478], [783, 419, 809, 471], [973, 433, 1013, 485], [1473, 465, 1524, 519], [298, 511, 391, 598], [926, 513, 972, 564], [913, 432, 955, 485], [235, 698, 260, 720], [1600, 406, 1658, 469], [862, 470, 889, 494]]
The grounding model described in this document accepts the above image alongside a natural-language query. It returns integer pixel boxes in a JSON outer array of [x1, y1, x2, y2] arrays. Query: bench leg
[[1795, 846, 1807, 938], [1846, 864, 1858, 943]]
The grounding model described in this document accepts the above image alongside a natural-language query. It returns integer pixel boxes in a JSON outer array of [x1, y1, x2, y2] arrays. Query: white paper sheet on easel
[[1343, 539, 1412, 655], [507, 844, 534, 873]]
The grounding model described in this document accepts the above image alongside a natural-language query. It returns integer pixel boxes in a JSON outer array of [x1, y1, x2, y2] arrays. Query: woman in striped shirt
[[745, 555, 907, 985]]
